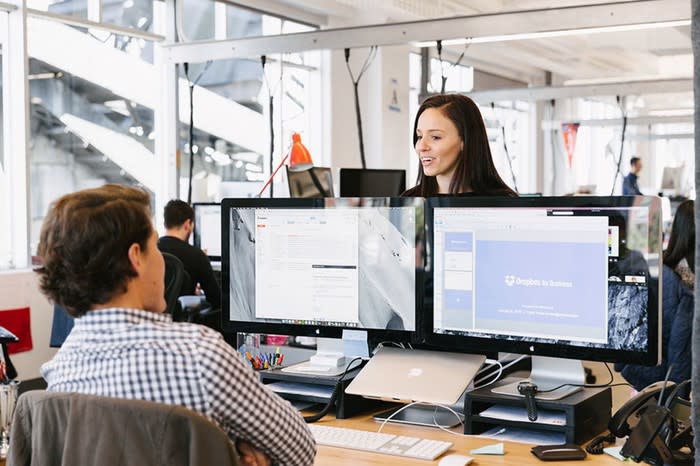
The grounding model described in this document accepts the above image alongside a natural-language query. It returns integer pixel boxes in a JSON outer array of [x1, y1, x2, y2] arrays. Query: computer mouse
[[438, 454, 474, 466]]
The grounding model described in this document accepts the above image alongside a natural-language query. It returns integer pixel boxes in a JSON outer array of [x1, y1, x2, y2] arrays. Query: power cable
[[345, 46, 378, 169], [182, 61, 212, 204], [610, 95, 628, 195]]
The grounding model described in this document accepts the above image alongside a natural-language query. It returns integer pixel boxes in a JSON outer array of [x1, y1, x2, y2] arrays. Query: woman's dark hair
[[36, 184, 152, 317], [663, 199, 694, 272], [164, 199, 195, 229], [404, 94, 516, 197]]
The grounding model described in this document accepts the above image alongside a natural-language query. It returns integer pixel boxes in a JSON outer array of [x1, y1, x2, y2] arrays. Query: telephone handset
[[586, 380, 676, 455], [609, 380, 676, 437]]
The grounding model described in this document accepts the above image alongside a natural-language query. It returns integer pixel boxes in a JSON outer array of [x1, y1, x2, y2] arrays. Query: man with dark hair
[[37, 185, 316, 466], [158, 199, 221, 309], [622, 156, 643, 195]]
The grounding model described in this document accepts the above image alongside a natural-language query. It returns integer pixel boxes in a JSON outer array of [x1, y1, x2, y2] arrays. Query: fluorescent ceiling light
[[563, 74, 692, 86], [414, 19, 690, 48], [647, 108, 694, 117]]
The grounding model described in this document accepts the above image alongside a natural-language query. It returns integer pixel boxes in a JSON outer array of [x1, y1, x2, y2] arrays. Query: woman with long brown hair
[[403, 93, 516, 197]]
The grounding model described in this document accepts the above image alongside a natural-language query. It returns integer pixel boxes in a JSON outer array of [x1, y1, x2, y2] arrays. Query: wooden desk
[[312, 414, 620, 465]]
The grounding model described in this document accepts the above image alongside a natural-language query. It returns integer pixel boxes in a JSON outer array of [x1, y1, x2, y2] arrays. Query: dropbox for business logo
[[504, 275, 515, 286]]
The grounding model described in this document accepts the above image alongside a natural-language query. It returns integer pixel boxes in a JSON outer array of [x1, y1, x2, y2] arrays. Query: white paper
[[479, 404, 567, 426], [479, 426, 566, 445]]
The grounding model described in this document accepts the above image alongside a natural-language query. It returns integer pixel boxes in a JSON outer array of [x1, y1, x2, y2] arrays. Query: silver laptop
[[345, 346, 485, 405]]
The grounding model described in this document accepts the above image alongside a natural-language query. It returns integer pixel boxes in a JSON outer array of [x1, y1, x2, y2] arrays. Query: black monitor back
[[339, 168, 406, 197], [287, 166, 334, 198]]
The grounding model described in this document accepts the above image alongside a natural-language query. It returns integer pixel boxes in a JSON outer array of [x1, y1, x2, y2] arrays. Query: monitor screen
[[339, 168, 406, 197], [287, 166, 334, 198], [221, 197, 424, 339], [193, 203, 221, 261], [424, 196, 661, 366]]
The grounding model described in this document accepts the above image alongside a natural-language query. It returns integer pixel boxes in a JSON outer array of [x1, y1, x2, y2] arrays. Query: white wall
[[0, 269, 57, 380], [327, 45, 412, 176]]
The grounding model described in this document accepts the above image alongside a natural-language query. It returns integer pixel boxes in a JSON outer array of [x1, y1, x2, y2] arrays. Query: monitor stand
[[491, 356, 585, 401], [281, 338, 355, 377]]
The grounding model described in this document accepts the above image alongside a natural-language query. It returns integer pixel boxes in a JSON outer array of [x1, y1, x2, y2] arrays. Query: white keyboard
[[308, 424, 452, 460]]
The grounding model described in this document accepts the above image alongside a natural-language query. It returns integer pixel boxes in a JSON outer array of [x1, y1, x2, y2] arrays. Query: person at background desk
[[158, 199, 221, 309], [402, 93, 516, 197], [36, 184, 316, 466], [616, 199, 694, 390], [622, 156, 643, 195]]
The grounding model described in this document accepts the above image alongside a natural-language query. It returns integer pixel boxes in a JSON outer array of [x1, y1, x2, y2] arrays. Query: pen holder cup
[[0, 380, 19, 459]]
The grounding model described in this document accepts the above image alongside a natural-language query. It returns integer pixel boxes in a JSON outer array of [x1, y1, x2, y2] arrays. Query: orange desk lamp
[[258, 132, 313, 197]]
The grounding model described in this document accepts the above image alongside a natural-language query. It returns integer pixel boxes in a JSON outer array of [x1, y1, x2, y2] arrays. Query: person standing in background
[[622, 157, 643, 195]]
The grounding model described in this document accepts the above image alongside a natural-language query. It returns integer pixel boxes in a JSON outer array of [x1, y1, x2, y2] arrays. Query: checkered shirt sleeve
[[197, 328, 316, 465], [40, 308, 316, 466]]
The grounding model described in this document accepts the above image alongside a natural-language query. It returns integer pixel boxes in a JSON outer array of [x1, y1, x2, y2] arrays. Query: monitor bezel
[[221, 197, 424, 341], [339, 168, 407, 197], [423, 195, 661, 365], [192, 202, 222, 262]]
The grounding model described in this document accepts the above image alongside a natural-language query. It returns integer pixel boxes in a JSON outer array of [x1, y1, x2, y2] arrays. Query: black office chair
[[163, 252, 186, 319], [178, 296, 220, 327]]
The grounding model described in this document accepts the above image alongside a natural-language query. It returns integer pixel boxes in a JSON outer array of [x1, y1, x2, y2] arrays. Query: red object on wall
[[561, 122, 580, 168], [0, 307, 33, 354]]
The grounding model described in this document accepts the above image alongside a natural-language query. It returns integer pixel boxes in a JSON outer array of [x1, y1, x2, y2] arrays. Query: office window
[[101, 0, 153, 31], [28, 0, 88, 18], [27, 32, 155, 255], [177, 7, 321, 201]]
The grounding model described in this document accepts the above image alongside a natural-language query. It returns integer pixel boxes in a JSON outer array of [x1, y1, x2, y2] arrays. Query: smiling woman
[[402, 94, 517, 197]]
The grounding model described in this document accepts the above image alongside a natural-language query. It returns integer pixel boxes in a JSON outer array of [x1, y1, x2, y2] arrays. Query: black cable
[[435, 39, 469, 94], [261, 55, 276, 198], [610, 96, 628, 195], [436, 40, 447, 94], [184, 63, 194, 204], [344, 47, 377, 169], [304, 357, 364, 423], [182, 61, 212, 204]]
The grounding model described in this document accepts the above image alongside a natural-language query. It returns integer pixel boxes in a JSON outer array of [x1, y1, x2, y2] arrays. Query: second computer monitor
[[339, 168, 406, 197], [425, 196, 661, 366], [192, 202, 221, 261], [287, 166, 334, 198]]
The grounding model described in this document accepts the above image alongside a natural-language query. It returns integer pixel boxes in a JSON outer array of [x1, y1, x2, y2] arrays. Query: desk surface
[[312, 414, 619, 465]]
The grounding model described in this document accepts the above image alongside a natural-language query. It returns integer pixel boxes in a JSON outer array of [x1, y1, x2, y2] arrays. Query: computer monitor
[[286, 166, 334, 198], [660, 166, 683, 192], [192, 203, 221, 262], [339, 168, 406, 197], [425, 196, 661, 399], [221, 197, 423, 344]]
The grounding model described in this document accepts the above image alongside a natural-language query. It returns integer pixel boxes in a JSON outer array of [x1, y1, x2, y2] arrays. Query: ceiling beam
[[164, 0, 690, 64], [466, 78, 692, 103]]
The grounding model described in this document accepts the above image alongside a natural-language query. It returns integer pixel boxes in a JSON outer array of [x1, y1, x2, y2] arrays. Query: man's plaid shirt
[[41, 308, 316, 465]]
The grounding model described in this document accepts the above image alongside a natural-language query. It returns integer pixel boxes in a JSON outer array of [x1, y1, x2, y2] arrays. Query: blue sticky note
[[470, 442, 505, 455]]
